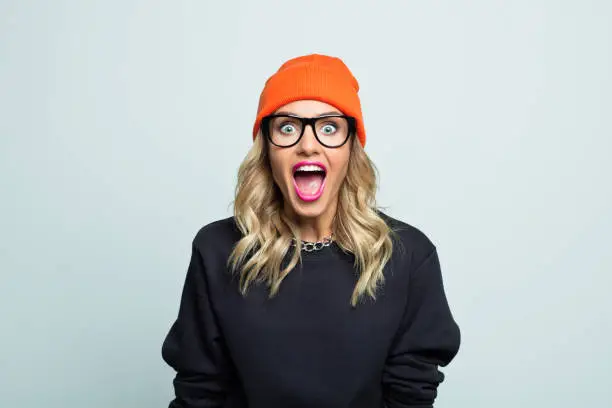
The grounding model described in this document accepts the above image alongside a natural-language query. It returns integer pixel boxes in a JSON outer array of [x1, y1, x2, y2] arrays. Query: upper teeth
[[295, 164, 324, 172]]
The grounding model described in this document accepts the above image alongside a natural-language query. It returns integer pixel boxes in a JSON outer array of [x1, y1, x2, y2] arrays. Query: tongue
[[294, 172, 324, 195]]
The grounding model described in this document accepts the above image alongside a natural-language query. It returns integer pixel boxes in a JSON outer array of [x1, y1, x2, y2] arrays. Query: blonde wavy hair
[[228, 133, 396, 306]]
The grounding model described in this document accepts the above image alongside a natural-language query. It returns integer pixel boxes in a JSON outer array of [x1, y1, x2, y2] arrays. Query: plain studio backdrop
[[1, 1, 611, 407]]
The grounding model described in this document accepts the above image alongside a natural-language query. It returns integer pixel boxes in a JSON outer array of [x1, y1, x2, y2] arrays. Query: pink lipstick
[[292, 161, 327, 202]]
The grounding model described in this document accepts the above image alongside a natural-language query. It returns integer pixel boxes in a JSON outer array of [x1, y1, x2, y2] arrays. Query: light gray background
[[1, 1, 611, 407]]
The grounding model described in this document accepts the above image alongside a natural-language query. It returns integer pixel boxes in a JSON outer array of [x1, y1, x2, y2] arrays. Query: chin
[[285, 187, 331, 219], [289, 200, 327, 219]]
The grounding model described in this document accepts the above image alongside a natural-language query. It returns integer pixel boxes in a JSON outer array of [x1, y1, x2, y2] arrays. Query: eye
[[320, 123, 337, 135], [279, 123, 297, 134]]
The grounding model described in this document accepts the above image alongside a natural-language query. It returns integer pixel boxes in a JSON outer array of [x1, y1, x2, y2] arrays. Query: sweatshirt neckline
[[298, 242, 351, 263]]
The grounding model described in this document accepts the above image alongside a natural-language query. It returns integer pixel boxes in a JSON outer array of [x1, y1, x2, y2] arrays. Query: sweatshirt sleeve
[[161, 238, 236, 408], [382, 247, 461, 408]]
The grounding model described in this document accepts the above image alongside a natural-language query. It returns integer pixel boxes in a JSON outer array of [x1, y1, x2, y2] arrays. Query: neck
[[284, 199, 338, 242]]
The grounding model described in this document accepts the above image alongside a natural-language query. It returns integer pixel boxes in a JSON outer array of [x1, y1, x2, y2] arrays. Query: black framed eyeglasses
[[261, 114, 356, 148]]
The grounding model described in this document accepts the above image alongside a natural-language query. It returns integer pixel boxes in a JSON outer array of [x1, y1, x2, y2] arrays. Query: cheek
[[329, 151, 351, 184], [268, 151, 287, 186]]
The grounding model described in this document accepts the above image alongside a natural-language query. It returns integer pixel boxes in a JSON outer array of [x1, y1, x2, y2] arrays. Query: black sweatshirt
[[162, 213, 460, 408]]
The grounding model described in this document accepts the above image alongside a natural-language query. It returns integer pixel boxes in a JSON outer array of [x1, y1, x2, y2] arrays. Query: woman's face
[[267, 100, 352, 222]]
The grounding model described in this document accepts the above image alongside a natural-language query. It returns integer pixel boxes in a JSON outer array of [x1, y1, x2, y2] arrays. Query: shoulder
[[377, 210, 437, 266], [192, 216, 242, 254]]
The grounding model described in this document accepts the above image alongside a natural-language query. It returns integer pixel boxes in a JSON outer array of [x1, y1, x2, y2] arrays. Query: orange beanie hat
[[252, 54, 366, 147]]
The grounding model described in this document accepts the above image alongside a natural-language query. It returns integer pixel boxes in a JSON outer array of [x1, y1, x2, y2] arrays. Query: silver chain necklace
[[291, 233, 334, 252]]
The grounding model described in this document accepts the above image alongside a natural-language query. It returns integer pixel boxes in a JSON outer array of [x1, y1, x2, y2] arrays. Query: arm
[[382, 247, 461, 408], [162, 238, 235, 408]]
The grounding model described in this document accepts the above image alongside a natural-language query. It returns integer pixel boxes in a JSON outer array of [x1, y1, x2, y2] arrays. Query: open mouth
[[292, 162, 327, 202]]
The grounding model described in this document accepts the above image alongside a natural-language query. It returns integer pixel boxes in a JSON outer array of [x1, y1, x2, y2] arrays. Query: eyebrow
[[274, 110, 342, 117]]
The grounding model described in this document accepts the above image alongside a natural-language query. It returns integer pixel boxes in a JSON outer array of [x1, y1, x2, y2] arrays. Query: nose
[[297, 124, 319, 154]]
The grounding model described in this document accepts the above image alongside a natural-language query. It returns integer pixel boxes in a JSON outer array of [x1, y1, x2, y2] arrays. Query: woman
[[162, 54, 461, 408]]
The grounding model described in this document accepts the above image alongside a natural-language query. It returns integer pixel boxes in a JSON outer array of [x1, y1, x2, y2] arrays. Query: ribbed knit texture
[[253, 54, 367, 147]]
